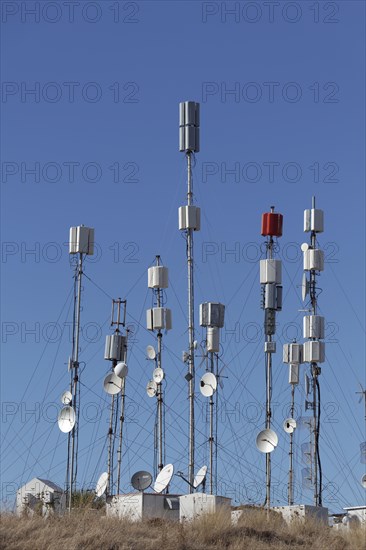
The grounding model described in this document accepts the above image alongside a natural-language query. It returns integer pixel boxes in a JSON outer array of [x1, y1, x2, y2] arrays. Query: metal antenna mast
[[146, 256, 172, 477], [259, 207, 283, 509], [283, 340, 303, 505], [63, 225, 94, 513], [179, 101, 200, 490], [103, 298, 128, 496], [301, 196, 325, 507], [199, 302, 225, 495]]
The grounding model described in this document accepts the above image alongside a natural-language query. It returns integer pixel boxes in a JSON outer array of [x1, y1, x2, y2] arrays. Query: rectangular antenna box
[[260, 260, 282, 284], [148, 266, 169, 289], [303, 340, 325, 363], [178, 206, 201, 231], [146, 308, 172, 331], [179, 494, 231, 522], [200, 302, 225, 328], [106, 493, 180, 522], [69, 226, 94, 255], [303, 316, 325, 340], [303, 249, 324, 272], [304, 209, 324, 233], [104, 334, 126, 362], [272, 505, 328, 525]]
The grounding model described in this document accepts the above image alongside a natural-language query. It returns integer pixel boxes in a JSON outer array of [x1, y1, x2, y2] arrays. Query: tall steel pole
[[68, 252, 83, 512], [265, 237, 273, 510], [288, 384, 295, 505], [179, 101, 200, 491]]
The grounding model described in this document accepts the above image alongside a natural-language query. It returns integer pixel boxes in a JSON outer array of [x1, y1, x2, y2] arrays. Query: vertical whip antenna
[[179, 101, 200, 491], [257, 208, 283, 509]]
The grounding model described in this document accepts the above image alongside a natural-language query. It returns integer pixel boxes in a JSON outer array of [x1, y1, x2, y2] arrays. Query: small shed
[[16, 477, 64, 516]]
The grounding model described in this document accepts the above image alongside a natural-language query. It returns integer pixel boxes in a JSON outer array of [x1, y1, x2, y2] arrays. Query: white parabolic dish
[[256, 429, 278, 453], [193, 465, 207, 489], [153, 367, 164, 384], [200, 372, 217, 397], [115, 362, 128, 379], [153, 463, 174, 493], [61, 390, 72, 405], [283, 418, 297, 434], [95, 472, 108, 497], [146, 380, 158, 398], [146, 345, 156, 360], [58, 406, 75, 433], [103, 372, 123, 395]]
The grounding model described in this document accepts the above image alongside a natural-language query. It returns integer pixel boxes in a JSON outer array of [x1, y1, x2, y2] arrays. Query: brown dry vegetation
[[0, 508, 365, 550]]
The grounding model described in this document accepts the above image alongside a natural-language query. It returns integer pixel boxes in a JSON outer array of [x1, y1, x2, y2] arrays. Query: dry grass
[[0, 508, 365, 550]]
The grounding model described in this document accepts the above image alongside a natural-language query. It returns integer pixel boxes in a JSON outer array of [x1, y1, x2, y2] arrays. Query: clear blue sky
[[1, 1, 365, 513]]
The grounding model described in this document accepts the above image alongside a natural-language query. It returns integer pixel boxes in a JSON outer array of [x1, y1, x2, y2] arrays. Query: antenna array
[[179, 101, 200, 491], [146, 256, 172, 478], [258, 207, 283, 509], [199, 302, 225, 495], [58, 225, 94, 512]]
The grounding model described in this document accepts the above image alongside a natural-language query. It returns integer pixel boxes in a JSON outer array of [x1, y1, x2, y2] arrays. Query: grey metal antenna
[[146, 256, 172, 476], [283, 341, 303, 504], [179, 101, 200, 490], [65, 225, 95, 513], [103, 298, 128, 496], [199, 303, 225, 495], [302, 196, 325, 507], [259, 207, 283, 509]]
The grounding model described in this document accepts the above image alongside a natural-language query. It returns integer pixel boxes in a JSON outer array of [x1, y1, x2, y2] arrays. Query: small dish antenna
[[114, 361, 128, 378], [301, 273, 309, 301], [301, 242, 309, 252], [153, 463, 174, 493], [61, 390, 72, 405], [361, 474, 366, 489], [103, 372, 123, 395], [146, 380, 158, 398], [193, 465, 207, 489], [153, 367, 164, 384], [131, 471, 153, 492], [95, 472, 108, 497], [283, 418, 297, 434], [200, 372, 217, 397], [256, 429, 278, 453], [58, 406, 75, 433], [146, 345, 156, 360], [193, 340, 198, 349]]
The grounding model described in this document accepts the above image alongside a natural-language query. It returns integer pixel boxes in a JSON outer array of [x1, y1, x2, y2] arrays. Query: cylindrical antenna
[[179, 101, 200, 491], [65, 226, 95, 513], [259, 208, 283, 509], [303, 197, 325, 507], [147, 257, 171, 479]]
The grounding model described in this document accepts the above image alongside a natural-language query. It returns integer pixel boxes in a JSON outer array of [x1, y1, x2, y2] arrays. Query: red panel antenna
[[261, 206, 283, 237]]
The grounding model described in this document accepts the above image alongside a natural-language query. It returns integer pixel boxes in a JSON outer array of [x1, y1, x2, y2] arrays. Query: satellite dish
[[58, 406, 75, 433], [153, 367, 164, 384], [95, 472, 108, 497], [114, 361, 128, 378], [256, 429, 278, 453], [283, 418, 297, 434], [305, 373, 311, 395], [193, 465, 207, 489], [103, 372, 123, 395], [154, 463, 174, 493], [301, 273, 309, 301], [361, 474, 366, 489], [131, 471, 153, 492], [146, 345, 156, 360], [301, 242, 309, 252], [146, 380, 158, 398], [61, 390, 72, 405], [200, 372, 217, 397]]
